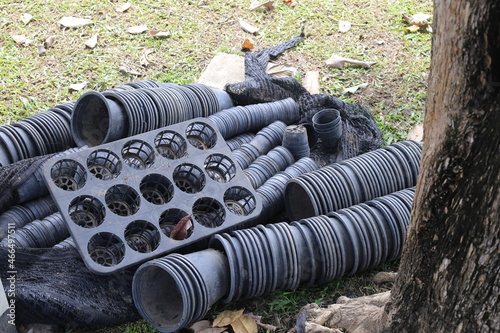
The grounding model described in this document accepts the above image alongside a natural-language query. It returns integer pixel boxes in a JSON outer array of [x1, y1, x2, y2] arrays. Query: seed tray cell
[[43, 118, 262, 274]]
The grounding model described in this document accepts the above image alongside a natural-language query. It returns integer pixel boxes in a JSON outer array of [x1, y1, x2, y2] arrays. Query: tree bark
[[382, 0, 500, 332]]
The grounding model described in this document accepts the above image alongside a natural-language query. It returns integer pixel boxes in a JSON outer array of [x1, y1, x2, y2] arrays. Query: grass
[[1, 0, 432, 331]]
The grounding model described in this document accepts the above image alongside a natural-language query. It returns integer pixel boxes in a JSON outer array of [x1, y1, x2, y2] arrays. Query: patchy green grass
[[1, 0, 431, 332]]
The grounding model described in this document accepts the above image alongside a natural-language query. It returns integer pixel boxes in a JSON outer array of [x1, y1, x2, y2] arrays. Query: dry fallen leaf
[[85, 34, 98, 48], [241, 37, 255, 50], [44, 35, 57, 48], [303, 71, 320, 94], [250, 1, 275, 11], [127, 24, 148, 34], [119, 63, 142, 76], [326, 54, 377, 69], [343, 83, 369, 94], [170, 214, 192, 240], [116, 2, 132, 13], [148, 30, 170, 38], [407, 123, 424, 141], [190, 320, 228, 333], [58, 16, 94, 28], [139, 48, 155, 66], [37, 44, 46, 56], [238, 18, 259, 34], [266, 62, 297, 78], [12, 34, 32, 46], [403, 12, 432, 32], [231, 315, 258, 333], [20, 13, 33, 25], [338, 20, 352, 33], [213, 309, 245, 327], [69, 82, 88, 91]]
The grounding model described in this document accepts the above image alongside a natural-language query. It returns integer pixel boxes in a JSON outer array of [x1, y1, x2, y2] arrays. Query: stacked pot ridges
[[0, 80, 170, 166], [72, 83, 233, 147], [210, 187, 415, 303], [132, 249, 229, 333], [0, 212, 69, 248], [207, 98, 299, 139], [231, 121, 287, 169], [0, 196, 58, 241], [243, 146, 295, 189], [225, 132, 255, 151], [284, 140, 422, 220], [257, 157, 319, 219]]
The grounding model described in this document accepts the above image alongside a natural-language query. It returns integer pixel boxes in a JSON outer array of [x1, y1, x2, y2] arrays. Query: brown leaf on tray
[[170, 214, 192, 240]]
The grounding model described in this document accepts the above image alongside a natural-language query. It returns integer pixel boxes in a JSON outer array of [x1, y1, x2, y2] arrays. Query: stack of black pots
[[225, 132, 255, 151], [232, 121, 287, 169], [0, 80, 168, 166], [131, 187, 415, 332], [243, 146, 295, 189], [219, 187, 415, 295], [71, 83, 233, 147], [0, 197, 58, 240], [0, 102, 76, 166], [207, 98, 300, 139], [0, 212, 69, 248], [285, 140, 422, 220]]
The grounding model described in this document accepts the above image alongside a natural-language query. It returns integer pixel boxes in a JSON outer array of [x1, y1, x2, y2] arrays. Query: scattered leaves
[[69, 82, 88, 91], [116, 3, 132, 13], [250, 1, 275, 11], [12, 34, 32, 46], [85, 34, 98, 48], [338, 20, 352, 33], [403, 13, 432, 32], [213, 309, 245, 327], [20, 13, 33, 25], [58, 16, 94, 28], [44, 35, 57, 48], [326, 54, 377, 69], [241, 37, 255, 50], [128, 24, 148, 34], [148, 30, 171, 38], [170, 214, 192, 240], [139, 48, 155, 66], [238, 18, 259, 34], [119, 63, 142, 76], [231, 315, 258, 333], [37, 43, 46, 56], [343, 82, 369, 94]]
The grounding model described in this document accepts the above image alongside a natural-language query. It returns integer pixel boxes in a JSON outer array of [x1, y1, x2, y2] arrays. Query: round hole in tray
[[105, 184, 141, 216], [121, 139, 155, 170], [50, 159, 87, 191], [223, 186, 256, 216], [154, 130, 187, 160], [192, 197, 225, 228], [68, 195, 106, 228], [159, 209, 194, 240], [140, 174, 174, 205], [87, 232, 125, 267], [87, 149, 122, 180], [124, 220, 161, 253], [204, 153, 237, 183], [185, 121, 217, 150], [173, 163, 206, 193]]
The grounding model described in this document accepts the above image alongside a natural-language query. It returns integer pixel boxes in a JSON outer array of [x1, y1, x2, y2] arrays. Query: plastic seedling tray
[[43, 118, 262, 274]]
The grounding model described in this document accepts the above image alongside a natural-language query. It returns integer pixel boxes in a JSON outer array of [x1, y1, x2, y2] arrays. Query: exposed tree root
[[290, 291, 391, 333]]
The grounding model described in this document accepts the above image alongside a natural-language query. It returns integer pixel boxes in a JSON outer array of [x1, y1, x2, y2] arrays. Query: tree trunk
[[382, 0, 500, 332]]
